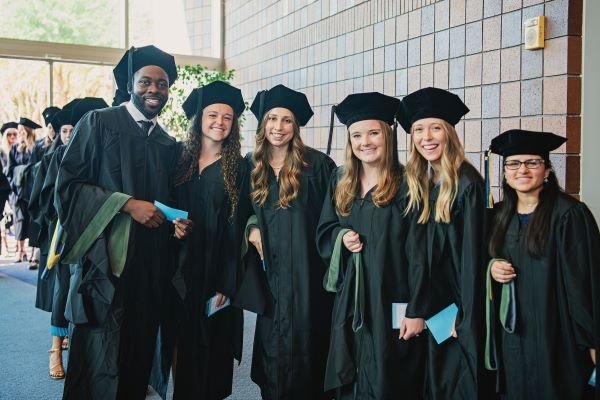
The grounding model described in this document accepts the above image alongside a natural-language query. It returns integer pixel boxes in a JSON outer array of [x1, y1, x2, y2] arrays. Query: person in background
[[486, 129, 600, 400], [40, 106, 61, 155], [316, 92, 427, 399], [55, 45, 191, 399], [241, 84, 336, 399], [1, 122, 18, 254], [7, 117, 43, 265], [397, 87, 487, 399]]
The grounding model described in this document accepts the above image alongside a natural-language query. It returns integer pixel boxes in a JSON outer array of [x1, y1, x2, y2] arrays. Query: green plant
[[160, 65, 244, 140]]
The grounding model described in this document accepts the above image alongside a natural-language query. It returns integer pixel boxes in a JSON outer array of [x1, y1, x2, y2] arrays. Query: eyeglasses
[[503, 159, 545, 170], [5, 133, 16, 137]]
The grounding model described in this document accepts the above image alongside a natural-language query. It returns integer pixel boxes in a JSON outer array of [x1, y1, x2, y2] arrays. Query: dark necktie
[[139, 120, 153, 135]]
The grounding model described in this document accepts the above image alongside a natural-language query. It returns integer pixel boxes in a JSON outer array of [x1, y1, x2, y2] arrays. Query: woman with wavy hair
[[486, 130, 599, 400], [397, 87, 486, 399], [316, 92, 427, 399], [152, 81, 251, 400], [242, 84, 335, 399]]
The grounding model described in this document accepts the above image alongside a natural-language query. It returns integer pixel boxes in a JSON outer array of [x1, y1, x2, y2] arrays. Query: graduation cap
[[111, 88, 131, 106], [50, 109, 74, 131], [18, 117, 41, 130], [250, 84, 313, 127], [42, 106, 61, 126], [329, 92, 401, 167], [113, 45, 178, 92], [490, 129, 566, 159], [396, 87, 469, 133], [182, 80, 245, 120], [70, 97, 109, 126], [1, 122, 18, 134]]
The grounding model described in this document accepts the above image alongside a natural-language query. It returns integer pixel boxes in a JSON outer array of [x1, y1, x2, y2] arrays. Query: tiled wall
[[185, 0, 213, 56], [224, 0, 583, 196]]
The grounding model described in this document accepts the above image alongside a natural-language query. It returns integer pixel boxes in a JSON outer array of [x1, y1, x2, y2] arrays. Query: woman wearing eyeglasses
[[486, 129, 600, 400]]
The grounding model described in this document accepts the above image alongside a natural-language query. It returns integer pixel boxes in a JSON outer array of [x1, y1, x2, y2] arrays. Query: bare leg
[[49, 336, 65, 379]]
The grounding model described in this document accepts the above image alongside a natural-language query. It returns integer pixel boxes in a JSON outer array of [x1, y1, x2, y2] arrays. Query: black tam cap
[[335, 92, 400, 127], [112, 88, 131, 106], [42, 106, 61, 126], [490, 129, 566, 159], [182, 81, 245, 120], [113, 45, 178, 92], [1, 122, 18, 134], [250, 84, 313, 127], [18, 117, 41, 130], [397, 87, 469, 133], [50, 109, 74, 131], [71, 97, 109, 126]]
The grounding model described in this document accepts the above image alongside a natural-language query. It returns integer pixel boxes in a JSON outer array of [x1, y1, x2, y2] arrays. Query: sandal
[[48, 348, 65, 380], [61, 336, 69, 350]]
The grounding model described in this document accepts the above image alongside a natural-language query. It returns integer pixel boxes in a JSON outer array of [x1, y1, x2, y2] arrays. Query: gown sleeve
[[55, 111, 131, 261], [404, 204, 429, 318], [316, 168, 344, 269], [557, 203, 600, 351]]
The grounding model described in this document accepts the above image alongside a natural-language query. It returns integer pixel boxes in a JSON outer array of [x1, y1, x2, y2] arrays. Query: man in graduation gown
[[56, 45, 190, 400]]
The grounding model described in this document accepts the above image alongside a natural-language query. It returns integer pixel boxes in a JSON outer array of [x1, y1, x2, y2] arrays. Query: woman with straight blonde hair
[[316, 92, 427, 399], [241, 84, 336, 400], [398, 87, 487, 399]]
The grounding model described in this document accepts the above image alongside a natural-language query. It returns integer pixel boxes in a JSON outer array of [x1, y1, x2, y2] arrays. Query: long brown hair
[[335, 121, 400, 216], [404, 120, 465, 223], [17, 125, 36, 153], [175, 113, 242, 219], [250, 113, 307, 208]]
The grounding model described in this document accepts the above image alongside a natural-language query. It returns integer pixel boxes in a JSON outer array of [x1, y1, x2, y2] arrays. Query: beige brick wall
[[224, 0, 582, 196]]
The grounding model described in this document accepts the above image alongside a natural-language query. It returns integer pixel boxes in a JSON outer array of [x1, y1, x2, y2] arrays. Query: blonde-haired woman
[[397, 87, 486, 399], [7, 117, 43, 263], [1, 122, 18, 254], [316, 92, 427, 399], [242, 84, 336, 399]]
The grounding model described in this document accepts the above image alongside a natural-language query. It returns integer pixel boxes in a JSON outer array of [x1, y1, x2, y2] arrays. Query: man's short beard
[[131, 92, 165, 119]]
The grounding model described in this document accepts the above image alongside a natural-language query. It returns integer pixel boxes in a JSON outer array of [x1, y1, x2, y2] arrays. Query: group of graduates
[[15, 43, 600, 400]]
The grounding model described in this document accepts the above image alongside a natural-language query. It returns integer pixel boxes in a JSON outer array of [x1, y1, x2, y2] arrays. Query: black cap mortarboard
[[70, 97, 109, 126], [490, 129, 566, 159], [42, 106, 61, 126], [1, 122, 18, 134], [250, 84, 313, 127], [335, 92, 400, 127], [18, 117, 41, 130], [397, 87, 469, 133], [113, 45, 178, 92], [182, 81, 245, 120]]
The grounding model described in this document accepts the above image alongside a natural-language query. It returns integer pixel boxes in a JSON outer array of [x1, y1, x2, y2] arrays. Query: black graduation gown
[[491, 194, 600, 400], [7, 144, 39, 240], [421, 162, 486, 400], [157, 158, 251, 400], [56, 106, 179, 400], [316, 168, 427, 399], [241, 147, 335, 400], [30, 151, 55, 311], [40, 145, 70, 328]]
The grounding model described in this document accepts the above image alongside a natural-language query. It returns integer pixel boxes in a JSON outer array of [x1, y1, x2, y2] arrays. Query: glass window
[[0, 0, 122, 47], [0, 58, 49, 125], [129, 0, 216, 57], [52, 63, 114, 108]]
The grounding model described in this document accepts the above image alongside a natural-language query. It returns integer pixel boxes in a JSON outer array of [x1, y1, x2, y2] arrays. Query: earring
[[544, 177, 548, 183]]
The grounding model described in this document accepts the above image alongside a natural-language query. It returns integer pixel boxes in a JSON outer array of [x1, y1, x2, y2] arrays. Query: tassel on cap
[[484, 148, 494, 209], [326, 104, 337, 156]]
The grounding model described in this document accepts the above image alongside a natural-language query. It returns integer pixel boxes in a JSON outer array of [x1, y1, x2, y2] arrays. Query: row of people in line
[[30, 44, 599, 400]]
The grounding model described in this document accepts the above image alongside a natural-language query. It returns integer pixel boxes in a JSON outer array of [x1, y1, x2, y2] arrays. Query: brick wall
[[224, 0, 583, 196], [185, 0, 213, 56]]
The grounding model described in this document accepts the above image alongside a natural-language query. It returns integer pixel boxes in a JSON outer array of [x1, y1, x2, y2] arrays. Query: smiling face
[[411, 117, 448, 166], [201, 103, 234, 144], [348, 119, 386, 167], [263, 107, 296, 149], [130, 65, 169, 119], [504, 154, 550, 195]]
